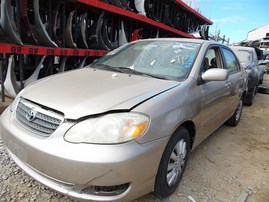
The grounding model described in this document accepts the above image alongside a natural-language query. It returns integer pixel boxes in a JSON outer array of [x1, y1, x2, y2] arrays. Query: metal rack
[[0, 0, 212, 101]]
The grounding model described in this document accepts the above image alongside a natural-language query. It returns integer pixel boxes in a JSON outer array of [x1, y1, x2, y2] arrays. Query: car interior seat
[[210, 58, 217, 68]]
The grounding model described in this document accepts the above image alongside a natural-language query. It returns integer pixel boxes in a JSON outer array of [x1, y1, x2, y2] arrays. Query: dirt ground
[[0, 75, 269, 202]]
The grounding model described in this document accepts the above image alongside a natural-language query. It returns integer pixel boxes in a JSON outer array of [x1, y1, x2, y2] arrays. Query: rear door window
[[222, 48, 241, 73]]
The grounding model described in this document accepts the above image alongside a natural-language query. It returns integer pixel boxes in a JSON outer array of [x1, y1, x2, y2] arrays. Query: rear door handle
[[225, 82, 231, 87], [225, 82, 231, 89]]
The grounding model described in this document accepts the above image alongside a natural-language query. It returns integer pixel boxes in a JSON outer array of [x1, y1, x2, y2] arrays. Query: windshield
[[90, 40, 201, 81], [233, 49, 253, 63]]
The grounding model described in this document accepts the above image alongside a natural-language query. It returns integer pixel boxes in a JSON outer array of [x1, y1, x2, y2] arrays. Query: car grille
[[15, 98, 64, 137]]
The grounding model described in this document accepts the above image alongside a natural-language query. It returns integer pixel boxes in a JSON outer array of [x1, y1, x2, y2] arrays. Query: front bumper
[[1, 107, 168, 201]]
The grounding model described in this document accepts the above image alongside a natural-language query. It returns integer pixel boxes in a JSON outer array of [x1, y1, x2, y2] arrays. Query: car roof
[[134, 38, 221, 46], [229, 45, 255, 51]]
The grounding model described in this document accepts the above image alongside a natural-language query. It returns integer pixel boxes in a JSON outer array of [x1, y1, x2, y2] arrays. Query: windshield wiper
[[91, 64, 169, 80], [117, 67, 169, 80], [90, 64, 123, 73]]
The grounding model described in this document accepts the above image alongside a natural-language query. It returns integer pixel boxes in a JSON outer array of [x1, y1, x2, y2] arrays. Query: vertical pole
[[216, 30, 220, 42], [0, 56, 5, 102], [19, 55, 24, 90], [62, 1, 66, 48], [15, 0, 21, 37], [48, 0, 52, 37]]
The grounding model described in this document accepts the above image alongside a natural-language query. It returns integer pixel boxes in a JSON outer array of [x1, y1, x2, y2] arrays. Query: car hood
[[21, 68, 179, 119]]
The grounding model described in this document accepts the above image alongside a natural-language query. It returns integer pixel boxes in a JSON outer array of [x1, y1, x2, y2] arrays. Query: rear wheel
[[226, 98, 243, 127], [154, 127, 190, 198], [244, 86, 256, 106], [259, 73, 264, 84]]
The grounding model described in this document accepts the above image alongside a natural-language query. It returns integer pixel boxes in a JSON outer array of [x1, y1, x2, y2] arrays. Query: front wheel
[[154, 127, 191, 198]]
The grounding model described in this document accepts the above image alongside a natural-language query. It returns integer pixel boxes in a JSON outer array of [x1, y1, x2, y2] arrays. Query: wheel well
[[180, 121, 196, 149]]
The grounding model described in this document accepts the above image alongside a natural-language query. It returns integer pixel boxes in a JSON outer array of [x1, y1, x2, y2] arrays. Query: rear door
[[221, 47, 244, 113]]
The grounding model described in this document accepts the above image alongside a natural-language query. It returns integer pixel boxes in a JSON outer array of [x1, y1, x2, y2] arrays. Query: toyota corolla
[[1, 38, 246, 201]]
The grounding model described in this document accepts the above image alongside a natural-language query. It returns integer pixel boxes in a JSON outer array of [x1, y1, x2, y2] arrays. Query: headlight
[[9, 88, 26, 112], [64, 113, 150, 144]]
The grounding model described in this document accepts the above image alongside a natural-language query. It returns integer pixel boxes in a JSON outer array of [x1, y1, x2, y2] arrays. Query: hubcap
[[166, 139, 187, 186]]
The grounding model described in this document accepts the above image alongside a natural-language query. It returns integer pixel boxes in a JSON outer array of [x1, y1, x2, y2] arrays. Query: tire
[[258, 86, 269, 94], [244, 85, 256, 106], [225, 98, 243, 127], [259, 73, 264, 84], [154, 127, 191, 198]]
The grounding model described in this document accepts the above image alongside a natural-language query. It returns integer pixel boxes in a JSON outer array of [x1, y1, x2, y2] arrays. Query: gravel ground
[[1, 75, 269, 202]]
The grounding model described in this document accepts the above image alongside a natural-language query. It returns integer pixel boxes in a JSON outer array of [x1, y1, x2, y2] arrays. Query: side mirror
[[202, 68, 229, 81]]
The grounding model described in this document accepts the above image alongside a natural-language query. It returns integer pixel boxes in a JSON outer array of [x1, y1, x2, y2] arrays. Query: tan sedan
[[1, 38, 247, 201]]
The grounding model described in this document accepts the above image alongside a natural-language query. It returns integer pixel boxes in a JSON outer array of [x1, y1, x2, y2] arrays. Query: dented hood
[[21, 68, 179, 119]]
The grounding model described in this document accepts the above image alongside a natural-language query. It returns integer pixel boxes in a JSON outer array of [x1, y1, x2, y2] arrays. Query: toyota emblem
[[26, 109, 37, 122]]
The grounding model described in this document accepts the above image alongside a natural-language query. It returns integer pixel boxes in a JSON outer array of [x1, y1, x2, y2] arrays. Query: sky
[[192, 0, 269, 43]]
